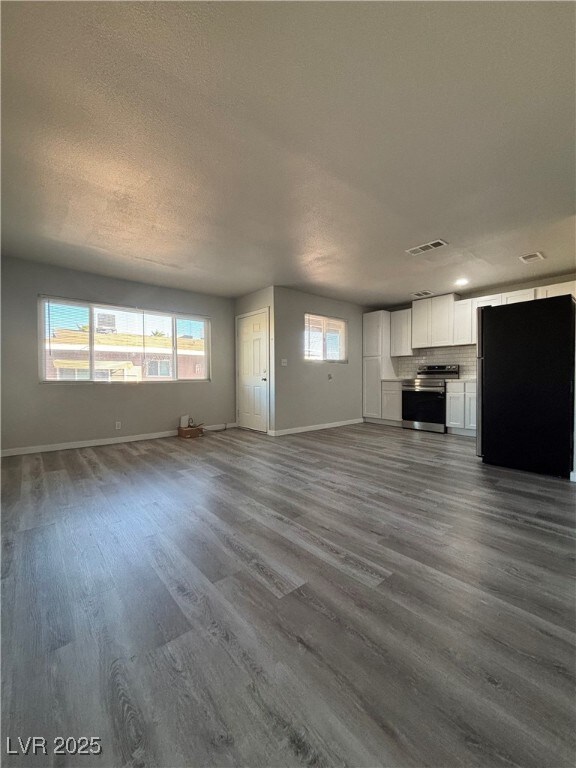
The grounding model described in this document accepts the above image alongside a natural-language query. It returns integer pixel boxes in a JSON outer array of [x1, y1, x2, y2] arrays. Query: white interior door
[[236, 310, 269, 432]]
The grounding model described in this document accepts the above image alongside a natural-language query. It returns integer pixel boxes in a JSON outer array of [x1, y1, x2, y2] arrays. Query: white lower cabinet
[[363, 357, 382, 418], [446, 381, 476, 433], [446, 393, 465, 428], [381, 381, 402, 421], [465, 392, 477, 430]]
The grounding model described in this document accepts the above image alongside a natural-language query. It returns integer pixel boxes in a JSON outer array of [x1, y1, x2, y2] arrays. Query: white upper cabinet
[[363, 311, 383, 357], [362, 310, 394, 375], [430, 294, 455, 346], [411, 294, 457, 348], [471, 294, 502, 344], [390, 309, 412, 356], [536, 281, 576, 299], [501, 288, 535, 304], [411, 298, 431, 348], [453, 299, 473, 345]]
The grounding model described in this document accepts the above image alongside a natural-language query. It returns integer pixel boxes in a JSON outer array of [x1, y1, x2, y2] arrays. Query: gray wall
[[272, 287, 363, 432], [1, 258, 236, 450]]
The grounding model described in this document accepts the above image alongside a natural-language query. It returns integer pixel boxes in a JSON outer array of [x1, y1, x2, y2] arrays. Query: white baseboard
[[268, 418, 363, 437], [570, 471, 576, 483], [447, 427, 477, 438], [364, 418, 403, 428], [0, 423, 239, 456]]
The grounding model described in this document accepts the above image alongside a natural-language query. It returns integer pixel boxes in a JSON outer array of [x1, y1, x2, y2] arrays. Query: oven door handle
[[402, 387, 446, 393]]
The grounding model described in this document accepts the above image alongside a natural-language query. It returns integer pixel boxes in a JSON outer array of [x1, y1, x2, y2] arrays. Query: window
[[41, 298, 210, 382], [57, 367, 90, 381], [147, 360, 172, 378], [304, 313, 347, 361]]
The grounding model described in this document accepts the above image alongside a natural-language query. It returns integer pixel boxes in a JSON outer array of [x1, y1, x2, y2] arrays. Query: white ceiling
[[2, 2, 575, 306]]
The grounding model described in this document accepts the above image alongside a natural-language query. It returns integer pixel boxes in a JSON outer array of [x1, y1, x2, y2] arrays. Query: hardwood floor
[[2, 424, 575, 767]]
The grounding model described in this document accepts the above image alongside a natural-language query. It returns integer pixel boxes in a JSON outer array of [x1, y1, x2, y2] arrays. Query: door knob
[[261, 377, 267, 381]]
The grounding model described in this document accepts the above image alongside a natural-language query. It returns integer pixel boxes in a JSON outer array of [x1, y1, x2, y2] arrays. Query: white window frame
[[39, 296, 211, 383], [304, 313, 348, 363]]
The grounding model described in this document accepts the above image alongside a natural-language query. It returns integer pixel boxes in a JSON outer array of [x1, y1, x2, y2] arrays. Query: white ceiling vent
[[518, 251, 545, 264], [410, 290, 434, 299], [406, 239, 448, 256]]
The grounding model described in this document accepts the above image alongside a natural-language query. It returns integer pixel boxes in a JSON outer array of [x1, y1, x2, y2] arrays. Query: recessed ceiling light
[[455, 278, 469, 287]]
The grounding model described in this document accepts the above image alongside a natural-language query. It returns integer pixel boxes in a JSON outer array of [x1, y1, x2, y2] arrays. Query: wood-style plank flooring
[[2, 424, 575, 767]]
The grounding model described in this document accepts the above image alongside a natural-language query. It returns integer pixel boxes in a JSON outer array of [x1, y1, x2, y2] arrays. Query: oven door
[[402, 388, 446, 433]]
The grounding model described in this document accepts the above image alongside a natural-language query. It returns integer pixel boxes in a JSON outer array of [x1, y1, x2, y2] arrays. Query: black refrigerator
[[477, 295, 575, 478]]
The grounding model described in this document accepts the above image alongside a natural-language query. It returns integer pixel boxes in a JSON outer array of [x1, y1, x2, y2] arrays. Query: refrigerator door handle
[[476, 305, 485, 458], [476, 357, 483, 456]]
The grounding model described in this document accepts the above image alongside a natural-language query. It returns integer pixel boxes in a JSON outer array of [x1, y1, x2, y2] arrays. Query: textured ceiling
[[2, 2, 575, 305]]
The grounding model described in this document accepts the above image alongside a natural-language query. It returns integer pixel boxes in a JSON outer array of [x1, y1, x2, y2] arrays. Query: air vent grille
[[406, 239, 448, 256], [519, 251, 545, 264], [411, 290, 434, 299]]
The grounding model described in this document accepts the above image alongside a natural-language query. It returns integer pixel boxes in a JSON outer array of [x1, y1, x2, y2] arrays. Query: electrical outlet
[[115, 421, 121, 430], [281, 359, 288, 367]]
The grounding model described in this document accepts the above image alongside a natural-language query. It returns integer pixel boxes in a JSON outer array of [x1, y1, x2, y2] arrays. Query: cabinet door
[[471, 294, 502, 343], [430, 294, 455, 347], [363, 312, 382, 357], [446, 393, 465, 428], [411, 299, 431, 348], [390, 309, 412, 356], [381, 390, 402, 421], [536, 281, 576, 299], [363, 357, 382, 418], [453, 299, 473, 345], [501, 289, 535, 304], [465, 393, 477, 430]]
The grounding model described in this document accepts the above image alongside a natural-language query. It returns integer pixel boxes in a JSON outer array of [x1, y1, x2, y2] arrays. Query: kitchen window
[[40, 297, 210, 382], [304, 313, 347, 362]]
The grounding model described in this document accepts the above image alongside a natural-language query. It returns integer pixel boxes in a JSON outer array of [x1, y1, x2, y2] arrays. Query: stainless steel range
[[402, 364, 460, 433]]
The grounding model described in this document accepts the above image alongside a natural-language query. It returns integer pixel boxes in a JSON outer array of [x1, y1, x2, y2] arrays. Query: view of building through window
[[304, 313, 347, 361], [41, 299, 209, 381]]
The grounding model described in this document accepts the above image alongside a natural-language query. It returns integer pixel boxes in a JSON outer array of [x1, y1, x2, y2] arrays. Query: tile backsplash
[[392, 345, 477, 379]]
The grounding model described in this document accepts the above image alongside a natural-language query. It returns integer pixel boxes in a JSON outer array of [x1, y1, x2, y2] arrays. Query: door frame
[[235, 307, 271, 433]]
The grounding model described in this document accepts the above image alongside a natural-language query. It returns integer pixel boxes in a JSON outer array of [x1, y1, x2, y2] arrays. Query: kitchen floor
[[2, 424, 574, 767]]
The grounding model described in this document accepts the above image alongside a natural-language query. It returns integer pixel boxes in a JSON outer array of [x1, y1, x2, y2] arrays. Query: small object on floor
[[178, 424, 204, 439]]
